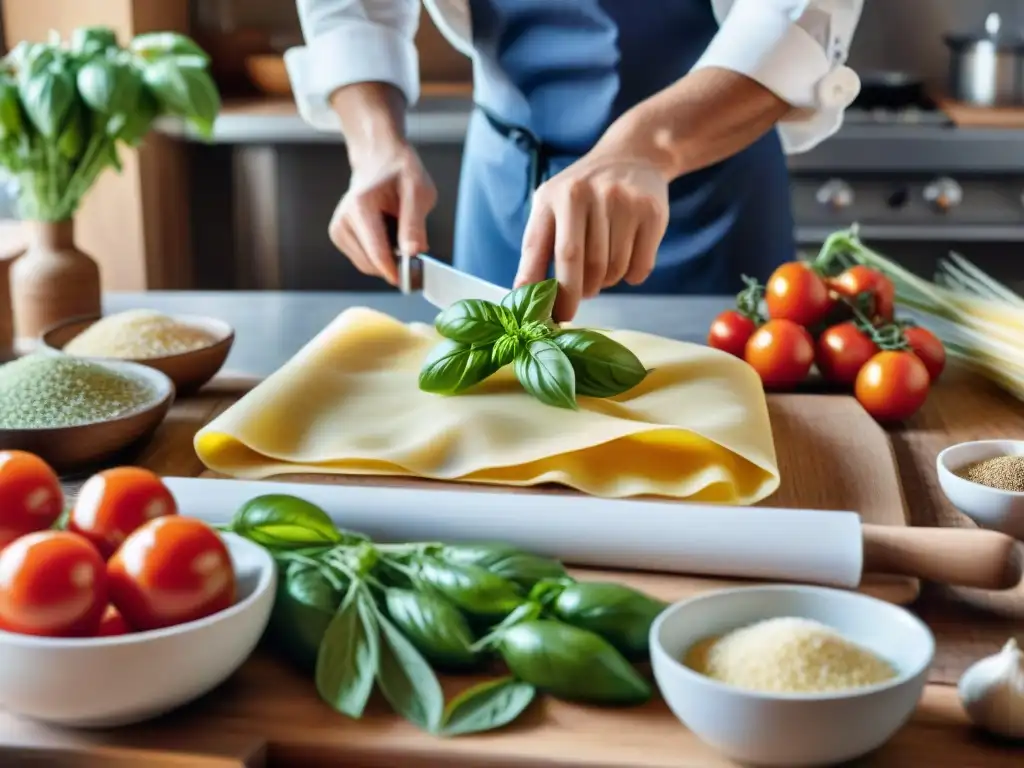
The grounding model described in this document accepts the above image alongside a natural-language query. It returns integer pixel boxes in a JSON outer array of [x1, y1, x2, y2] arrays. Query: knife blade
[[398, 251, 508, 309]]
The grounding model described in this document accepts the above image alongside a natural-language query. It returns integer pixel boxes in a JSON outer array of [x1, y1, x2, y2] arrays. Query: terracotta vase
[[9, 220, 102, 341]]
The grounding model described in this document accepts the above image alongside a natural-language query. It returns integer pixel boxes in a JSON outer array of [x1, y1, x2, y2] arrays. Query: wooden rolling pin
[[862, 524, 1022, 591]]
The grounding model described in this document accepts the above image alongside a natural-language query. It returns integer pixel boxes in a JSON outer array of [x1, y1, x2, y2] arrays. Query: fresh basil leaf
[[434, 300, 506, 345], [520, 320, 553, 341], [230, 494, 345, 550], [315, 584, 379, 718], [513, 339, 577, 410], [501, 278, 558, 325], [419, 339, 500, 395], [375, 609, 445, 732], [440, 677, 537, 737], [553, 329, 647, 397], [287, 562, 345, 614], [491, 335, 519, 367]]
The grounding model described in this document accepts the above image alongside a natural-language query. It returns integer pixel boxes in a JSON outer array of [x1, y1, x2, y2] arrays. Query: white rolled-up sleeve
[[695, 0, 864, 154], [285, 0, 421, 133]]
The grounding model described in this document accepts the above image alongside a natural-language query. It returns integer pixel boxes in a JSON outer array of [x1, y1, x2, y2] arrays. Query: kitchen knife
[[162, 477, 1022, 591], [398, 250, 507, 308]]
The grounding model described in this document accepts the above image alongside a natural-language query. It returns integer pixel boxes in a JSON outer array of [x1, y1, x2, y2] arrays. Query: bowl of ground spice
[[0, 353, 174, 473], [650, 585, 934, 767], [938, 440, 1024, 540], [42, 310, 234, 393]]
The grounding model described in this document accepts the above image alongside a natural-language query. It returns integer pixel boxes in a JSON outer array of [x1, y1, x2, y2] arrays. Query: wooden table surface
[[3, 368, 1024, 766]]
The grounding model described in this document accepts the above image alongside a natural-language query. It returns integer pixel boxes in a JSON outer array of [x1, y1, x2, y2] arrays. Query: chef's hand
[[329, 140, 436, 285], [515, 133, 670, 321]]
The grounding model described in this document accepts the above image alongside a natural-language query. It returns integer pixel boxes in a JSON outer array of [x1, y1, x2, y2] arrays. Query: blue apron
[[453, 0, 795, 294]]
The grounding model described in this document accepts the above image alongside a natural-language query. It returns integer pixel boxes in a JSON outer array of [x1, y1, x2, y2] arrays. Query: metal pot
[[945, 13, 1024, 106]]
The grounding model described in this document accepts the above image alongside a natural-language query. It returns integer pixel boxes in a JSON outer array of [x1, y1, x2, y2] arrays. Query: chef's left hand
[[515, 133, 670, 321]]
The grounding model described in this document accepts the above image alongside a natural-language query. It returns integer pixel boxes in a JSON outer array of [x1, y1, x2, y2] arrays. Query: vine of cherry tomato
[[706, 262, 945, 423], [0, 457, 236, 640]]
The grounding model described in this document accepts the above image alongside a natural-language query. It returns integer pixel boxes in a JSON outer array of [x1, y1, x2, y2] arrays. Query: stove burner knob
[[887, 188, 910, 209], [924, 177, 963, 212], [816, 179, 855, 210]]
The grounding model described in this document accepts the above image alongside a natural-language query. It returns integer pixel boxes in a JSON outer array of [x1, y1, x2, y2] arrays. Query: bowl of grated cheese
[[42, 310, 234, 393], [650, 585, 934, 767]]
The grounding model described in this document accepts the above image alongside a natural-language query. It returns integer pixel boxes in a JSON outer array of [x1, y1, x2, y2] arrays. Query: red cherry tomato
[[707, 310, 758, 358], [108, 517, 235, 631], [902, 326, 946, 381], [96, 604, 131, 636], [0, 531, 107, 637], [815, 322, 879, 386], [0, 451, 64, 550], [744, 319, 815, 389], [765, 262, 832, 327], [831, 266, 896, 321], [69, 467, 177, 559], [855, 351, 931, 422]]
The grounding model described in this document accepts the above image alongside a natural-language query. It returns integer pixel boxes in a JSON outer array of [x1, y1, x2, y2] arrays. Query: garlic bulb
[[958, 638, 1024, 739]]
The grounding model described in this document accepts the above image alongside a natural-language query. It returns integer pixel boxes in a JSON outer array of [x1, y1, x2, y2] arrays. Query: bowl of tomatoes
[[0, 452, 276, 728], [707, 262, 946, 423]]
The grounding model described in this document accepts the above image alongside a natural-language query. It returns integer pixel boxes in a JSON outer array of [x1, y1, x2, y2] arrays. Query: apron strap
[[475, 104, 560, 197]]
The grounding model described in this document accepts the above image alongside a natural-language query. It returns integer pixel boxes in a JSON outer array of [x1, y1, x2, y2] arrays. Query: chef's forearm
[[607, 67, 792, 181], [329, 82, 408, 166]]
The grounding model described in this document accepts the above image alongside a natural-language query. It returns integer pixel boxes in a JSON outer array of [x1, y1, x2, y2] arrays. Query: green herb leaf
[[551, 581, 668, 660], [440, 677, 537, 737], [69, 26, 118, 57], [419, 339, 500, 395], [315, 584, 379, 718], [76, 58, 141, 117], [434, 299, 507, 345], [129, 32, 211, 64], [375, 609, 445, 732], [287, 562, 344, 613], [438, 544, 568, 591], [267, 563, 345, 672], [0, 78, 24, 140], [553, 329, 647, 397], [141, 58, 219, 137], [230, 494, 346, 550], [501, 278, 558, 325], [513, 339, 577, 410], [413, 558, 524, 620], [491, 335, 519, 367], [19, 66, 74, 137], [384, 588, 477, 669]]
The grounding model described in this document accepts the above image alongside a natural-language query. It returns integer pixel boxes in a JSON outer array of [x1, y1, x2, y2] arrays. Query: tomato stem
[[735, 274, 766, 324]]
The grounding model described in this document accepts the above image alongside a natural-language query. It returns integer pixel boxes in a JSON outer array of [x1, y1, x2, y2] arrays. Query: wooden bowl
[[0, 361, 174, 474], [41, 313, 235, 394], [244, 54, 291, 97]]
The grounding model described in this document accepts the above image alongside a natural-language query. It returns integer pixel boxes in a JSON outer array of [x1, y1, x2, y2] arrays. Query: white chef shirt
[[286, 0, 863, 155]]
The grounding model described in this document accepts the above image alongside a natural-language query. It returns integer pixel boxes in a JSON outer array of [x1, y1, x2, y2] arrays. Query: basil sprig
[[419, 278, 648, 409], [232, 494, 664, 738]]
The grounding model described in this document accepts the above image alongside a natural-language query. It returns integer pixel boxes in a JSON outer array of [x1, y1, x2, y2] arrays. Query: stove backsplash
[[849, 0, 1023, 86]]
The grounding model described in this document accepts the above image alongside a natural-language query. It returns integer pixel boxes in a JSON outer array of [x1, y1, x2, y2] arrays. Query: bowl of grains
[[42, 310, 234, 393], [937, 440, 1024, 540], [650, 585, 934, 767], [0, 353, 174, 473]]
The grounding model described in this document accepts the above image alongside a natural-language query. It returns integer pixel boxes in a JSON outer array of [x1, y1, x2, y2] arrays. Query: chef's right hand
[[328, 140, 437, 286]]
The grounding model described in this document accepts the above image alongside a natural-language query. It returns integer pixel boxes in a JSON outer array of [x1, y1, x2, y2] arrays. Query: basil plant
[[0, 27, 219, 221], [419, 278, 648, 410]]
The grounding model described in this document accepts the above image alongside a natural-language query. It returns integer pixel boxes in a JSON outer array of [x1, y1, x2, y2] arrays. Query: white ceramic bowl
[[937, 440, 1024, 539], [0, 533, 276, 728], [650, 585, 934, 767]]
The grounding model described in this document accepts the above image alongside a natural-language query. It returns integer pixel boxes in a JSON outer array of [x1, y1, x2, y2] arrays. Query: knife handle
[[862, 524, 1022, 590], [382, 215, 421, 294]]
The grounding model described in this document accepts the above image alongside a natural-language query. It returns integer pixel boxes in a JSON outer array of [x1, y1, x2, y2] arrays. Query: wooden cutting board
[[182, 385, 915, 603]]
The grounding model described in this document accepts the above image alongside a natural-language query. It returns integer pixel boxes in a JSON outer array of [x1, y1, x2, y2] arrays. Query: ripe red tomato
[[744, 319, 815, 389], [765, 262, 832, 327], [855, 351, 931, 422], [69, 467, 177, 559], [96, 604, 131, 637], [707, 310, 757, 358], [108, 516, 235, 631], [0, 531, 107, 637], [902, 326, 946, 381], [816, 323, 879, 385], [831, 266, 896, 321], [0, 451, 64, 550]]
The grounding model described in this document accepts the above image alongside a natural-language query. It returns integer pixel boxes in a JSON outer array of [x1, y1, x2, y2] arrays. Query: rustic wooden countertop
[[2, 291, 1023, 766]]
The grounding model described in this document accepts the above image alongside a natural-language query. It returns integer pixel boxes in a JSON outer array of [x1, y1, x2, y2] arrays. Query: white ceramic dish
[[650, 585, 934, 767], [937, 439, 1024, 540], [0, 533, 276, 728]]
